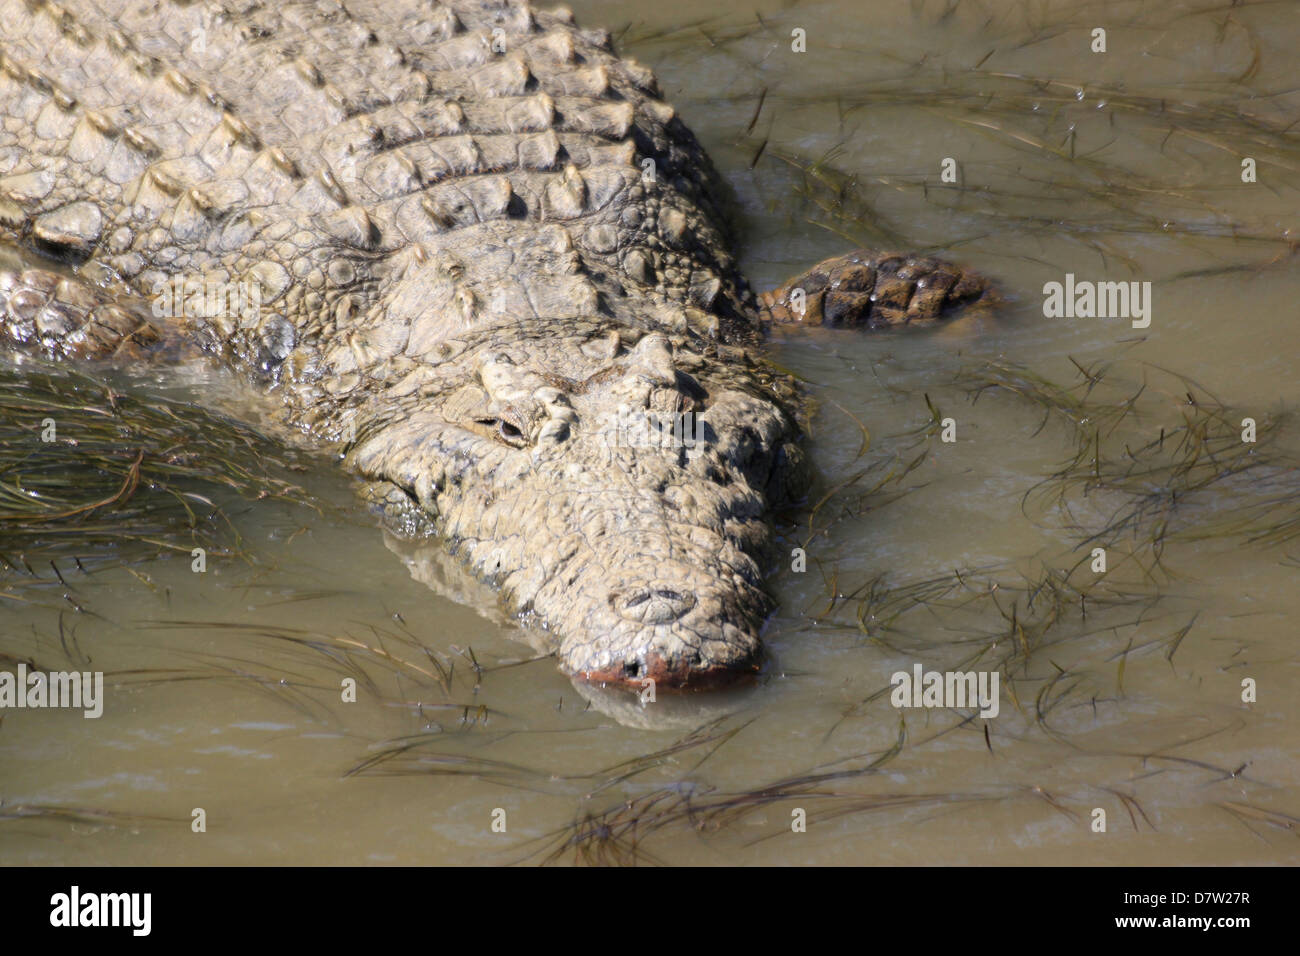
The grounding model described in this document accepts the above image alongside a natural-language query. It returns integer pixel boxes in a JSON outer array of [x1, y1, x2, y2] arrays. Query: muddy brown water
[[2, 0, 1297, 864]]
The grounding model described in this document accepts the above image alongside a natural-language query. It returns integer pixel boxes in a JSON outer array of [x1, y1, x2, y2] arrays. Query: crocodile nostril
[[613, 584, 696, 624]]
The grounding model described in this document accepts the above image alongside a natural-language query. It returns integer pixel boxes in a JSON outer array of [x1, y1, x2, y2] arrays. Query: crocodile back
[[0, 0, 757, 427]]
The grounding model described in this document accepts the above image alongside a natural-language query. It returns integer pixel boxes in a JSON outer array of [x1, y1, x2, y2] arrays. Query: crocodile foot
[[759, 250, 992, 329]]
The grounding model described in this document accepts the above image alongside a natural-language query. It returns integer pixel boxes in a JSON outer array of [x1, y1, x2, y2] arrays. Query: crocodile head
[[348, 318, 807, 690]]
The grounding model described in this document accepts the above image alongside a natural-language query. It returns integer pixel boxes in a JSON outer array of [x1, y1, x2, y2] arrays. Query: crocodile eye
[[474, 416, 529, 448]]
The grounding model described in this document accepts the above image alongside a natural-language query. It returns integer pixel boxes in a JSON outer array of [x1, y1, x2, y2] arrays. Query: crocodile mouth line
[[575, 650, 763, 691]]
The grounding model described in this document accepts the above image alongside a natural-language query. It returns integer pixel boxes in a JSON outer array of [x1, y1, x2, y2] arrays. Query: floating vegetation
[[791, 352, 1298, 744], [127, 615, 515, 724], [810, 561, 1153, 656], [516, 715, 922, 864], [527, 786, 991, 866], [520, 714, 1223, 864], [1218, 801, 1300, 840], [767, 91, 1299, 270], [955, 359, 1300, 556], [0, 801, 186, 830], [794, 390, 939, 549], [348, 712, 753, 790], [344, 712, 951, 866], [0, 359, 319, 596], [617, 2, 1299, 274], [4, 595, 525, 728]]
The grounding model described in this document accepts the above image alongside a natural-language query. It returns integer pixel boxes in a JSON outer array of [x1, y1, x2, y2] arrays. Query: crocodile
[[0, 0, 989, 690]]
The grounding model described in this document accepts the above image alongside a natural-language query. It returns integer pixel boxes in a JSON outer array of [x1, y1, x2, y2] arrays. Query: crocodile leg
[[0, 254, 169, 362], [759, 250, 991, 329]]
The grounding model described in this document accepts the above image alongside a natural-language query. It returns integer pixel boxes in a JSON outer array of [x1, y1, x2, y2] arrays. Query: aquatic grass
[[520, 705, 1281, 864], [0, 360, 320, 594], [1218, 801, 1300, 840], [768, 137, 1297, 273], [794, 351, 1294, 734], [111, 613, 534, 725], [0, 801, 187, 828], [953, 360, 1300, 554], [6, 559, 528, 728], [139, 618, 460, 696], [347, 712, 749, 790], [518, 664, 1289, 863], [522, 758, 999, 866], [602, 0, 1298, 281], [794, 390, 939, 551], [514, 720, 915, 864], [806, 558, 1167, 738], [707, 20, 1299, 266]]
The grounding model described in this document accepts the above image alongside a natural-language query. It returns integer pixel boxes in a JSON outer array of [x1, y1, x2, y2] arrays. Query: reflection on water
[[2, 0, 1298, 864]]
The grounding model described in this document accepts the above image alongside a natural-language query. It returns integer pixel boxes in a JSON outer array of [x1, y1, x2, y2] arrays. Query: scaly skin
[[0, 0, 987, 689]]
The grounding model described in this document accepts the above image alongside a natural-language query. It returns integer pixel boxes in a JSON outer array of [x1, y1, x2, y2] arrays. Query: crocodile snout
[[585, 580, 761, 688], [578, 646, 761, 690]]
